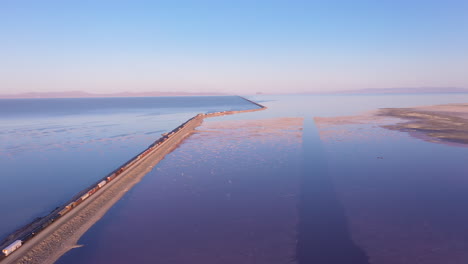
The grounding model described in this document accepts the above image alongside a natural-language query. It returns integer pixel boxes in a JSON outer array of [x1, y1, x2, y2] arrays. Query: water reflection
[[296, 119, 369, 264], [314, 115, 468, 263], [56, 117, 304, 264], [0, 96, 255, 242]]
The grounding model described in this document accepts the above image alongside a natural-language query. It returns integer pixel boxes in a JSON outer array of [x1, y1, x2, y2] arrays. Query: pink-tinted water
[[56, 94, 468, 264], [58, 118, 303, 264], [315, 119, 468, 264]]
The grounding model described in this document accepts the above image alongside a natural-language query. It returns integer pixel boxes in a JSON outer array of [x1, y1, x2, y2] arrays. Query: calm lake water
[[0, 96, 256, 240], [55, 94, 468, 264]]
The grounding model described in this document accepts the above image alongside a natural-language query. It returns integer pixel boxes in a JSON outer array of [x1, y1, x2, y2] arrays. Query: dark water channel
[[296, 119, 369, 263], [51, 94, 468, 264]]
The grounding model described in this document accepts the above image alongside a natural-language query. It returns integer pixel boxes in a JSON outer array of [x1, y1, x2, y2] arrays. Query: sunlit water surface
[[0, 96, 256, 240], [12, 94, 468, 264]]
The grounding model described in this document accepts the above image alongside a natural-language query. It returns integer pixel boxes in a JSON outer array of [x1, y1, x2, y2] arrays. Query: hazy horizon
[[2, 87, 468, 98], [1, 1, 467, 94]]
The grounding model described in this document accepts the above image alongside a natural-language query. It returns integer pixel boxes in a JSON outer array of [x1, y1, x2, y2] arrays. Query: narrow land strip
[[1, 97, 266, 264]]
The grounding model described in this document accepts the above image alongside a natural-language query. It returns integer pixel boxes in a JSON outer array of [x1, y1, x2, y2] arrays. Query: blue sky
[[1, 0, 467, 94]]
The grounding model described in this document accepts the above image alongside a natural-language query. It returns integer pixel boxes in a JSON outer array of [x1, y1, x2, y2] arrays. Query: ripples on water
[[57, 94, 468, 264], [3, 94, 468, 263], [57, 118, 303, 264], [315, 119, 468, 264], [0, 96, 255, 240]]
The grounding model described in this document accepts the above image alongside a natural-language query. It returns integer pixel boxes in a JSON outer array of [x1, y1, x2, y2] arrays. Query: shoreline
[[1, 97, 266, 264], [378, 104, 468, 145], [313, 103, 468, 147]]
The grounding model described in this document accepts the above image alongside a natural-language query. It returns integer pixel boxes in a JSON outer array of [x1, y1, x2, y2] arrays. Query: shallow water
[[58, 117, 303, 264], [56, 94, 468, 264], [317, 122, 468, 263], [0, 96, 256, 240]]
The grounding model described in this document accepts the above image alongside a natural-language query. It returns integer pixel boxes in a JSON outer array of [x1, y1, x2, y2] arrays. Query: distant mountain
[[333, 87, 468, 94], [2, 87, 467, 98], [0, 91, 227, 99]]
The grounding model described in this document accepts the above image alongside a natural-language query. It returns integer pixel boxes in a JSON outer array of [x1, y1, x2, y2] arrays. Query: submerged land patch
[[315, 103, 468, 147], [55, 117, 304, 264], [378, 104, 468, 145], [313, 103, 468, 264]]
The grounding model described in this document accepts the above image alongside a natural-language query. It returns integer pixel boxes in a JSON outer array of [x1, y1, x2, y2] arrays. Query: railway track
[[1, 97, 266, 263]]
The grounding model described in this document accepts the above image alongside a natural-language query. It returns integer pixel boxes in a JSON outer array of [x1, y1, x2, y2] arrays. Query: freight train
[[2, 134, 162, 256], [0, 114, 210, 258], [1, 169, 116, 257], [0, 139, 163, 257], [1, 108, 265, 258]]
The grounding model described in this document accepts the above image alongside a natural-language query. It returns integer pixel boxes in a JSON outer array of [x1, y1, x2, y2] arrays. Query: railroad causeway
[[0, 97, 266, 264]]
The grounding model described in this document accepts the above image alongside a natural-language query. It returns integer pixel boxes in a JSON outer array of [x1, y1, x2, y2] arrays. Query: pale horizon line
[[1, 87, 468, 99]]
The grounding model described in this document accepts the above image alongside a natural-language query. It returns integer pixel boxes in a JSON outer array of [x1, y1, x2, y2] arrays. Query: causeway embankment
[[0, 97, 266, 264]]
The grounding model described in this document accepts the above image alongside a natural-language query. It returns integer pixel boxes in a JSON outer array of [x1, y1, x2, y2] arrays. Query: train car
[[65, 202, 75, 210], [41, 217, 55, 230], [42, 214, 61, 228], [122, 163, 131, 171], [107, 173, 117, 182], [72, 198, 84, 208], [97, 180, 106, 188], [2, 240, 22, 256], [88, 187, 98, 196], [19, 224, 42, 243], [30, 226, 42, 236], [116, 167, 125, 176], [80, 193, 90, 201], [57, 188, 94, 218], [65, 199, 81, 211], [21, 231, 34, 242], [58, 206, 71, 216], [124, 161, 135, 169], [51, 213, 60, 221]]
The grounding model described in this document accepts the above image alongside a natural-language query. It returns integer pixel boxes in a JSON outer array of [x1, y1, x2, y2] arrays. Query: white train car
[[97, 180, 107, 188], [80, 193, 90, 201], [2, 240, 22, 256]]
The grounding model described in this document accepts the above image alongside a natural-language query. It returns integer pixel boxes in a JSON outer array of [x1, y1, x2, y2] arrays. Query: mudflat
[[314, 103, 468, 146], [378, 103, 468, 145], [56, 117, 304, 264]]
